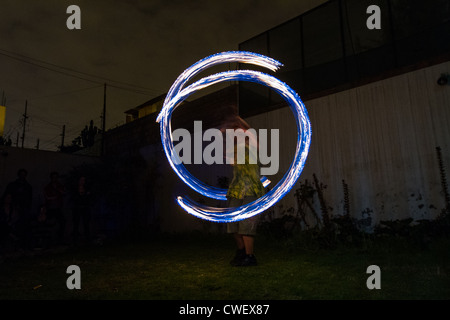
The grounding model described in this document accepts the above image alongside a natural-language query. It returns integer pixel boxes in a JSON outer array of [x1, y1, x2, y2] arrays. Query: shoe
[[237, 254, 257, 267], [230, 249, 246, 266]]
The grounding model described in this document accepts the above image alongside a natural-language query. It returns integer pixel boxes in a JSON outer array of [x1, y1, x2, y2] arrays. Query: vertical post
[[338, 0, 349, 82], [60, 124, 66, 151], [15, 132, 19, 147], [21, 100, 28, 148], [101, 83, 106, 156], [386, 0, 399, 68], [36, 138, 40, 150]]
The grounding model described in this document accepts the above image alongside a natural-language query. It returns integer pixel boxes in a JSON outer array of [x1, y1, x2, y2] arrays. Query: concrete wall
[[244, 60, 450, 229]]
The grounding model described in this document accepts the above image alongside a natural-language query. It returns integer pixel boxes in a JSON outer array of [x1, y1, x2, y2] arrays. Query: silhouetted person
[[44, 172, 66, 245], [0, 193, 20, 252], [72, 175, 92, 243], [2, 169, 33, 249]]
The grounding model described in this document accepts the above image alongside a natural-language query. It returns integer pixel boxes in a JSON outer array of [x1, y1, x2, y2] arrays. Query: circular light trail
[[156, 51, 311, 222]]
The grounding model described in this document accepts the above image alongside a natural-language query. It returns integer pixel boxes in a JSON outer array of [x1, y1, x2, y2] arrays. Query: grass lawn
[[1, 232, 449, 300]]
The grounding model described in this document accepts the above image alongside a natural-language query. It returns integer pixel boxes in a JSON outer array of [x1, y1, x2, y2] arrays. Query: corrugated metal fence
[[244, 61, 450, 229]]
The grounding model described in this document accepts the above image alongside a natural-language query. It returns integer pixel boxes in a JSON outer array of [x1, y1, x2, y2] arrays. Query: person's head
[[219, 114, 258, 165], [17, 168, 27, 180], [219, 113, 250, 133]]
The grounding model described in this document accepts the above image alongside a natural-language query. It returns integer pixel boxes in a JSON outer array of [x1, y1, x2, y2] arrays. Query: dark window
[[268, 18, 303, 105], [239, 33, 271, 116], [238, 0, 450, 117], [390, 0, 450, 67], [303, 1, 343, 67], [343, 0, 396, 79], [239, 33, 269, 56]]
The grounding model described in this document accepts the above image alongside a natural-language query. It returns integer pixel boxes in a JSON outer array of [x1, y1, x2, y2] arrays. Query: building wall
[[101, 62, 450, 233], [105, 85, 238, 157], [138, 100, 162, 119], [244, 60, 450, 228], [103, 85, 238, 233]]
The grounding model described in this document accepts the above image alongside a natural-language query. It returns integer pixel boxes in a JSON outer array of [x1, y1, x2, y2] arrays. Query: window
[[238, 0, 450, 117]]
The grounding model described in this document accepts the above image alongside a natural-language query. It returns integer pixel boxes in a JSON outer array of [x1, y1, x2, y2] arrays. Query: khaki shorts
[[226, 196, 259, 236]]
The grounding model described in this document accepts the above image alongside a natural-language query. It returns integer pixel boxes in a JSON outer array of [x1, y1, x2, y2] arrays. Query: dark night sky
[[0, 0, 326, 151]]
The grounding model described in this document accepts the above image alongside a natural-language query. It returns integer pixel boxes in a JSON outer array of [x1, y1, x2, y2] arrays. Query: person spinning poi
[[219, 113, 265, 267]]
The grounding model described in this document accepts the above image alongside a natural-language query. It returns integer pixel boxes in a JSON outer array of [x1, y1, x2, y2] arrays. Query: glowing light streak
[[157, 51, 311, 222]]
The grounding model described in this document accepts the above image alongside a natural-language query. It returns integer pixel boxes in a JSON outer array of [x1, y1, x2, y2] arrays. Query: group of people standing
[[0, 169, 92, 253]]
